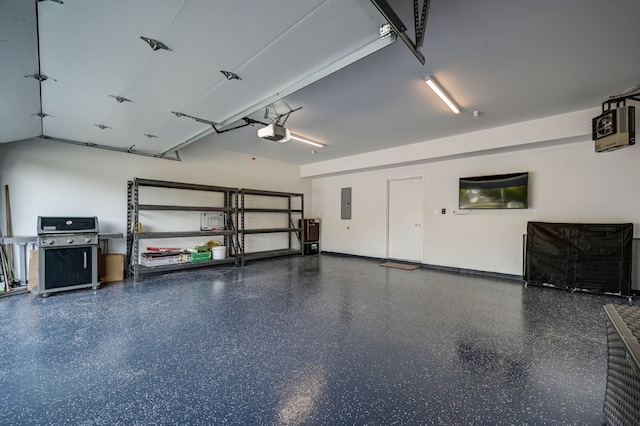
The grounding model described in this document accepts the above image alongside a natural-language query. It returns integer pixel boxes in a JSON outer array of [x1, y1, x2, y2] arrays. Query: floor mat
[[379, 262, 420, 270]]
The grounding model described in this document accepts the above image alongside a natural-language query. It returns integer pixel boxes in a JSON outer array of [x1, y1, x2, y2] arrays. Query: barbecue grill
[[35, 216, 100, 296]]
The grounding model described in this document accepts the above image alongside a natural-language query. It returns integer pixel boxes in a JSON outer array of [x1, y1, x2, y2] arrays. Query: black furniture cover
[[525, 222, 633, 295]]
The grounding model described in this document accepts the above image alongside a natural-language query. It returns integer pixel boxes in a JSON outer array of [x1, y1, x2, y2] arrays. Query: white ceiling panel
[[186, 0, 389, 125], [91, 114, 210, 155], [5, 1, 637, 164], [132, 120, 211, 155], [162, 0, 330, 73], [37, 0, 182, 90], [0, 0, 41, 143], [37, 0, 183, 146], [6, 0, 392, 157]]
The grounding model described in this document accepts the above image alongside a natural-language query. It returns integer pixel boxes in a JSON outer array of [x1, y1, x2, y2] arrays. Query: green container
[[190, 251, 212, 263]]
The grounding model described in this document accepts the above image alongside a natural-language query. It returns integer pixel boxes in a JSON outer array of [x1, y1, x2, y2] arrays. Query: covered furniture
[[524, 222, 633, 296]]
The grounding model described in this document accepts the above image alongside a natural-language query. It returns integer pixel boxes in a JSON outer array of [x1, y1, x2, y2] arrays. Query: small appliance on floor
[[300, 218, 320, 255]]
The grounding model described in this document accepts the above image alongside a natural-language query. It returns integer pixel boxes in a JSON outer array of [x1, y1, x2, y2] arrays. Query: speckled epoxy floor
[[0, 254, 629, 425]]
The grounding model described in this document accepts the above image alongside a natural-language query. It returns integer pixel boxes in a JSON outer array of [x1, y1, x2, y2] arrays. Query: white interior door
[[388, 177, 424, 262]]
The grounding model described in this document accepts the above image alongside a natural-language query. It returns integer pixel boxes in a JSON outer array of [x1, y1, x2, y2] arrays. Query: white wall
[[0, 135, 310, 256], [2, 107, 639, 283], [310, 111, 640, 279]]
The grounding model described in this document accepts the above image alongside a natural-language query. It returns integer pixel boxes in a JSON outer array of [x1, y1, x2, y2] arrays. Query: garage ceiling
[[2, 0, 640, 165]]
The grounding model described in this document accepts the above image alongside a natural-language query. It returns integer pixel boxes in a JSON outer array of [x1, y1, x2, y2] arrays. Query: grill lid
[[37, 216, 99, 234]]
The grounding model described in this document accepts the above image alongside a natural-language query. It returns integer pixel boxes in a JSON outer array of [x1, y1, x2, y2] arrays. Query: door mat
[[379, 262, 420, 270]]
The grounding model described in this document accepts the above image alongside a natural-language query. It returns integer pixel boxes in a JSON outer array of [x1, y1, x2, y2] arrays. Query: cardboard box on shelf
[[140, 251, 190, 267]]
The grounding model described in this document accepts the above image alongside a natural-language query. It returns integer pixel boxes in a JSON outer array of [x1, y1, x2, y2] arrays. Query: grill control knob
[[46, 239, 54, 245], [84, 237, 92, 243], [66, 238, 74, 244]]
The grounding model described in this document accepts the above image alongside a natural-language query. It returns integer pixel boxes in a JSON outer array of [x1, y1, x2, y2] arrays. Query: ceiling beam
[[37, 135, 181, 161]]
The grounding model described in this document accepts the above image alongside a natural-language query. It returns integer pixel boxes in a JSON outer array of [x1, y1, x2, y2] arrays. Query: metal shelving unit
[[126, 178, 240, 281], [239, 189, 304, 266]]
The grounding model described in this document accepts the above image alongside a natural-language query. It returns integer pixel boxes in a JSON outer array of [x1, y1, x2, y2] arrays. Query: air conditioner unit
[[592, 105, 635, 152], [257, 124, 290, 143]]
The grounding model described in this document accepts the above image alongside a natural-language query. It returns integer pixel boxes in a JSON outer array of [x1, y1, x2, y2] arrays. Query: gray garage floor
[[0, 254, 627, 425]]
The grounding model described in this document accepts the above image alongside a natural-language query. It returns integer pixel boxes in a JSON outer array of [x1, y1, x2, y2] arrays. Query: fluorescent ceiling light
[[289, 134, 324, 148], [425, 75, 460, 114]]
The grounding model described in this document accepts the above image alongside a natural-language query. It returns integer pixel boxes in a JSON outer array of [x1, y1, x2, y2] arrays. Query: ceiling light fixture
[[289, 134, 324, 148], [425, 75, 460, 114]]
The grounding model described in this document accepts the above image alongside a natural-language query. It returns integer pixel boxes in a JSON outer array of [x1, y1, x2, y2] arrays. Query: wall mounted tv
[[459, 172, 529, 209]]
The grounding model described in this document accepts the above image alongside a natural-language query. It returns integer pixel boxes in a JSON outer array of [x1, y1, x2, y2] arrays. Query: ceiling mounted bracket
[[25, 73, 56, 82], [109, 95, 132, 103], [379, 24, 392, 38], [140, 36, 172, 51], [94, 124, 112, 130], [32, 112, 53, 118], [601, 94, 640, 113], [220, 70, 241, 81], [264, 104, 303, 126], [370, 0, 428, 64]]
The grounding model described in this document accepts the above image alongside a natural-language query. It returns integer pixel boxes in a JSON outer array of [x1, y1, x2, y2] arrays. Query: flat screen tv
[[459, 172, 529, 209]]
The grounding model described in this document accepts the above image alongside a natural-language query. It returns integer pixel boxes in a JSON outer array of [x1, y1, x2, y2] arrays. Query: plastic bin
[[212, 246, 226, 260]]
